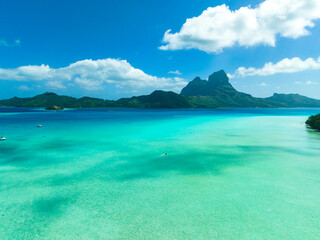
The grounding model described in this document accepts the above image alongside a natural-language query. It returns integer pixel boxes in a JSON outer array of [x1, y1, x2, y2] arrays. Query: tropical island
[[1, 70, 320, 109], [306, 114, 320, 131]]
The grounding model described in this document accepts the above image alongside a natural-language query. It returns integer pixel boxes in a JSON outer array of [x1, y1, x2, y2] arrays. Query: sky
[[0, 0, 320, 100]]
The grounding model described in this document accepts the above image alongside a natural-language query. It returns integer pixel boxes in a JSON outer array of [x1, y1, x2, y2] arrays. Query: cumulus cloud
[[46, 81, 66, 89], [160, 0, 320, 53], [230, 57, 320, 78], [168, 70, 182, 75], [0, 58, 187, 92]]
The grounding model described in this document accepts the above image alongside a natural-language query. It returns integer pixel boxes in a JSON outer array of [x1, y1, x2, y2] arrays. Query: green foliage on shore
[[45, 105, 64, 110], [306, 114, 320, 131]]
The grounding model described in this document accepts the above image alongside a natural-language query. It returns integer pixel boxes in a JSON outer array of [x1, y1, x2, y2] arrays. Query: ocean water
[[0, 108, 320, 239]]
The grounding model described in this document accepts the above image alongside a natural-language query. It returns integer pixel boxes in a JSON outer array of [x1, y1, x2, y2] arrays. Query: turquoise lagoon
[[0, 108, 320, 239]]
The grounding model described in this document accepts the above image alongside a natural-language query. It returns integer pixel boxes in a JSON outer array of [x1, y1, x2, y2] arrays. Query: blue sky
[[0, 0, 320, 99]]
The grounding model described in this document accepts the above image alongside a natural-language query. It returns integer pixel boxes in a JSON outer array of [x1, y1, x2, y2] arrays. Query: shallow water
[[1, 108, 320, 239]]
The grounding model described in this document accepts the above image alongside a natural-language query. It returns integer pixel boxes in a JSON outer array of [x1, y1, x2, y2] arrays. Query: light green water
[[0, 109, 320, 239]]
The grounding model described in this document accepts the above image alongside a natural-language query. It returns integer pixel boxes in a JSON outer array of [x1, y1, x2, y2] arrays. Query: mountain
[[0, 92, 117, 108], [0, 91, 190, 109], [266, 93, 320, 108], [115, 90, 192, 108], [181, 70, 236, 96], [181, 70, 284, 108], [0, 92, 78, 108], [1, 70, 320, 108]]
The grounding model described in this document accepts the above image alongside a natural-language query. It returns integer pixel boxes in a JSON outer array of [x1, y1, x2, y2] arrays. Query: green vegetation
[[306, 114, 320, 131], [45, 105, 64, 110], [1, 70, 320, 109], [266, 93, 320, 108], [180, 70, 320, 108], [115, 90, 192, 108], [0, 92, 117, 108]]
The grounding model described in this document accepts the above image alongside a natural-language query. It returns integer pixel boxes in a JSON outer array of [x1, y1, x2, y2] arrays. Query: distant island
[[45, 105, 64, 110], [1, 70, 320, 108], [306, 114, 320, 131]]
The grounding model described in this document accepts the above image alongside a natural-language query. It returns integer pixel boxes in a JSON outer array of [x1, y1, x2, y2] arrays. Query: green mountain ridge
[[266, 93, 320, 108], [1, 70, 320, 108]]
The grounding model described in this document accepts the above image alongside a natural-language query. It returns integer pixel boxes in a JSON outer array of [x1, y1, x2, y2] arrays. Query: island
[[1, 70, 320, 109], [45, 105, 64, 110], [306, 114, 320, 131]]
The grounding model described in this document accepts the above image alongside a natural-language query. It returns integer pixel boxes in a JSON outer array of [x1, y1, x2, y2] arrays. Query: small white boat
[[0, 137, 6, 141], [37, 124, 42, 128]]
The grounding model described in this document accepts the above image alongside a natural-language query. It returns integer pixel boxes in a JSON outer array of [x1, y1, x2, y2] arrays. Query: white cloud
[[306, 80, 318, 85], [295, 80, 319, 85], [14, 39, 21, 46], [0, 58, 187, 92], [0, 38, 21, 47], [168, 70, 182, 75], [160, 0, 320, 53], [46, 81, 66, 89], [17, 85, 32, 91], [230, 57, 320, 78], [259, 82, 268, 87]]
